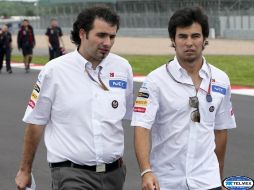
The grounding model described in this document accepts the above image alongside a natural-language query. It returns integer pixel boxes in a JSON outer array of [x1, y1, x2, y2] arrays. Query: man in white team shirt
[[15, 5, 133, 190], [132, 7, 236, 190]]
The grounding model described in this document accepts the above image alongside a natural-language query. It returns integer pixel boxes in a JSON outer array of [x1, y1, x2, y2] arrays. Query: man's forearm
[[19, 124, 45, 172], [134, 127, 151, 172], [214, 129, 228, 181]]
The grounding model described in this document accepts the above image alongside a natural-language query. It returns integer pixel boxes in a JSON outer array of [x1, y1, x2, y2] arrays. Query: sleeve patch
[[28, 80, 41, 109], [138, 92, 149, 99], [134, 107, 146, 113]]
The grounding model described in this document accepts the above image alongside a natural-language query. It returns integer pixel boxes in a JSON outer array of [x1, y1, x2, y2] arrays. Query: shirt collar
[[169, 57, 190, 83], [199, 57, 210, 80], [74, 49, 109, 71], [170, 56, 210, 80]]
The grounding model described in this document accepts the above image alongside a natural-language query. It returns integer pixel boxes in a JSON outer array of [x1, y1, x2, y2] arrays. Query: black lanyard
[[85, 65, 109, 91]]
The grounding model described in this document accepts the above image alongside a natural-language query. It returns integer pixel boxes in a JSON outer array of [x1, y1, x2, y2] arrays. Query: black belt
[[49, 158, 123, 173]]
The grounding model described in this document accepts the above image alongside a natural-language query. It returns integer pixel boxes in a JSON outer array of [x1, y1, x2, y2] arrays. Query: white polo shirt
[[131, 57, 236, 190], [23, 50, 133, 165]]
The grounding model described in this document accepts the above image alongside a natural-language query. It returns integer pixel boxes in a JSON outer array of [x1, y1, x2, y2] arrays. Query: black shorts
[[22, 46, 33, 56]]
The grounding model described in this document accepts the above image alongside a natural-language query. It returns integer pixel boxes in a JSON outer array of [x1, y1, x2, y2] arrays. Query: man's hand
[[142, 172, 160, 190], [15, 170, 31, 190]]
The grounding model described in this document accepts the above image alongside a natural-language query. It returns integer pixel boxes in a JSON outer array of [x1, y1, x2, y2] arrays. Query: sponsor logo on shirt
[[28, 99, 35, 109], [133, 107, 146, 113], [109, 80, 127, 89], [141, 82, 148, 89], [33, 83, 40, 93], [223, 176, 253, 190], [112, 100, 118, 109], [31, 92, 38, 101], [212, 85, 226, 95], [138, 92, 149, 99], [28, 81, 41, 109], [135, 100, 148, 106], [209, 106, 215, 112], [108, 72, 127, 79]]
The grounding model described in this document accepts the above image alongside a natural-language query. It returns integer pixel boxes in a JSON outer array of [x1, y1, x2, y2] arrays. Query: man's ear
[[203, 39, 209, 50], [171, 39, 176, 48], [204, 40, 209, 46], [79, 28, 86, 39]]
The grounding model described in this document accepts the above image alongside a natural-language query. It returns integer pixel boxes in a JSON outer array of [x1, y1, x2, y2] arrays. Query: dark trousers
[[51, 164, 126, 190], [49, 47, 60, 60], [0, 48, 11, 71]]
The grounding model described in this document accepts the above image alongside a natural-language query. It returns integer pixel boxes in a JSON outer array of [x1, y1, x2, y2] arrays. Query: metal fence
[[35, 0, 254, 39]]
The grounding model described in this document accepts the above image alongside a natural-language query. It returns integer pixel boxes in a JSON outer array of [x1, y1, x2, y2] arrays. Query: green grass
[[11, 54, 254, 87], [12, 55, 49, 65], [123, 55, 254, 87]]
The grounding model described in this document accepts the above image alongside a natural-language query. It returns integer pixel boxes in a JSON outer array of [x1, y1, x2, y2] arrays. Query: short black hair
[[168, 6, 209, 40], [71, 5, 120, 46]]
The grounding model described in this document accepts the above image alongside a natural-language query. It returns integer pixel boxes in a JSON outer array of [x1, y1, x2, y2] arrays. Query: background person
[[15, 5, 133, 190], [17, 19, 35, 73], [0, 24, 12, 74], [132, 6, 236, 190], [45, 18, 65, 60]]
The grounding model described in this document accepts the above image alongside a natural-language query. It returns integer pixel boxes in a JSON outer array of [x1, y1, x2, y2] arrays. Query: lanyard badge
[[85, 65, 109, 91], [166, 61, 213, 103]]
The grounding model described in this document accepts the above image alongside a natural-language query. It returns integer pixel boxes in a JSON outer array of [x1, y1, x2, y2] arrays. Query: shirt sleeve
[[23, 66, 55, 126], [214, 84, 237, 130], [131, 77, 159, 129], [123, 63, 134, 120]]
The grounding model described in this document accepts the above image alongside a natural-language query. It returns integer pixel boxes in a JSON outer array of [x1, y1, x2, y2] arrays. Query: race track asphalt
[[0, 67, 253, 190]]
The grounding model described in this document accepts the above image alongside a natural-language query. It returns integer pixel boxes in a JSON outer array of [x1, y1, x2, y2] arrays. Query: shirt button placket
[[92, 86, 103, 163]]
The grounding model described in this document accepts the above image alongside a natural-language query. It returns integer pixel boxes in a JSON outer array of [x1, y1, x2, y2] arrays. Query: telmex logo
[[223, 176, 254, 190]]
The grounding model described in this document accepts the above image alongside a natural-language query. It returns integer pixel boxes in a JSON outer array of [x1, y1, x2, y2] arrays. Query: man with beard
[[132, 7, 236, 190], [15, 5, 133, 190]]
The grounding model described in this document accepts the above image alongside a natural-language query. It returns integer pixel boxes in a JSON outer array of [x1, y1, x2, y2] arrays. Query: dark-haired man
[[0, 25, 12, 73], [15, 6, 133, 190], [17, 19, 35, 73], [45, 18, 64, 60], [132, 7, 236, 190]]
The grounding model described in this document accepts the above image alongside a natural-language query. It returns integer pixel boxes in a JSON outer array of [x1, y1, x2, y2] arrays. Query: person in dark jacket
[[45, 18, 65, 60], [17, 19, 35, 73], [0, 25, 12, 74]]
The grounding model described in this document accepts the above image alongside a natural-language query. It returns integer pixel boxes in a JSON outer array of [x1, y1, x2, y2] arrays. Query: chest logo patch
[[209, 106, 215, 112], [212, 85, 226, 95], [112, 100, 118, 109], [109, 80, 127, 89]]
